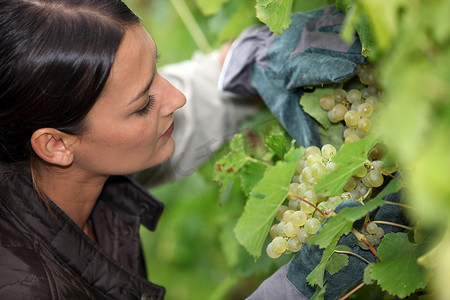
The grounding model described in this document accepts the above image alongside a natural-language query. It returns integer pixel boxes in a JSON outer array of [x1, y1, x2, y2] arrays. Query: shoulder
[[0, 214, 53, 298]]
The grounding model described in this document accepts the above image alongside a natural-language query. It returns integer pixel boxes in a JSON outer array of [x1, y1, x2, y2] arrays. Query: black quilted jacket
[[0, 162, 165, 299]]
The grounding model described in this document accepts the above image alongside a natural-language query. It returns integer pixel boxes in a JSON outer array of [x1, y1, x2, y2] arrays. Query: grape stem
[[351, 228, 381, 262], [372, 220, 414, 231], [291, 194, 327, 217], [384, 200, 415, 210], [340, 282, 365, 300], [334, 250, 371, 265], [247, 156, 272, 167]]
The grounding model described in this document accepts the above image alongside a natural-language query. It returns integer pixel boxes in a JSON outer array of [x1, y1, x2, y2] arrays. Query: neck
[[34, 164, 108, 241]]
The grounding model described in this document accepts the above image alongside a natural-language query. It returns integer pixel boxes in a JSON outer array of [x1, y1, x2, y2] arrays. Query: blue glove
[[219, 5, 366, 147]]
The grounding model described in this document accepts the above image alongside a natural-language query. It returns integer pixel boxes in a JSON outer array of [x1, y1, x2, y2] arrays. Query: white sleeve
[[133, 50, 260, 187]]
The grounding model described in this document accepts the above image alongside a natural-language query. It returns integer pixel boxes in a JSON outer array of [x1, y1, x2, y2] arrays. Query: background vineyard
[[124, 0, 450, 299]]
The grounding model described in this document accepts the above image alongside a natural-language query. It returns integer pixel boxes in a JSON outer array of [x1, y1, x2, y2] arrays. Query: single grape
[[301, 166, 313, 182], [311, 162, 326, 180], [360, 87, 370, 98], [351, 102, 363, 112], [328, 110, 339, 123], [276, 220, 286, 237], [297, 182, 312, 197], [269, 224, 278, 239], [358, 103, 373, 118], [366, 222, 379, 234], [300, 201, 315, 214], [305, 218, 321, 235], [313, 210, 326, 223], [346, 89, 361, 103], [366, 234, 378, 246], [355, 165, 368, 177], [318, 201, 329, 213], [365, 95, 378, 108], [289, 183, 298, 194], [331, 103, 348, 121], [321, 144, 337, 159], [284, 222, 299, 238], [349, 189, 361, 200], [283, 209, 295, 223], [289, 199, 301, 211], [356, 128, 369, 138], [305, 145, 321, 157], [303, 189, 318, 204], [344, 110, 361, 127], [343, 127, 357, 138], [344, 177, 357, 191], [297, 228, 310, 243], [287, 237, 303, 252], [358, 240, 370, 250], [296, 159, 307, 174], [358, 117, 372, 132], [344, 134, 359, 144], [367, 85, 378, 95], [370, 144, 386, 160], [320, 94, 336, 110], [361, 175, 371, 188], [272, 236, 288, 254], [327, 196, 342, 210], [266, 242, 282, 258], [333, 88, 347, 102], [375, 227, 385, 238], [355, 179, 369, 197], [307, 153, 323, 167], [276, 205, 289, 221], [371, 160, 383, 169], [291, 211, 307, 227], [291, 175, 300, 183], [367, 170, 384, 187], [326, 161, 338, 174]]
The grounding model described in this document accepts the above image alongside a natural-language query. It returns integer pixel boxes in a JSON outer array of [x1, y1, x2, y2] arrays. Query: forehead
[[100, 24, 156, 102]]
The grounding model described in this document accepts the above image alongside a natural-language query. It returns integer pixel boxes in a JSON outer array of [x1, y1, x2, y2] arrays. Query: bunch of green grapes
[[266, 143, 387, 258], [319, 65, 382, 144]]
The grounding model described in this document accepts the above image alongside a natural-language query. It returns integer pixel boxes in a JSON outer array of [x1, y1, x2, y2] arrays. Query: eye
[[136, 94, 156, 116]]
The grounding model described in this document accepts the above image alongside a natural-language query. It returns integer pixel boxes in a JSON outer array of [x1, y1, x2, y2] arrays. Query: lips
[[160, 122, 174, 139]]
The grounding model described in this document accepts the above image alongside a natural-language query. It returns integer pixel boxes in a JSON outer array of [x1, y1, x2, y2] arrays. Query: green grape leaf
[[326, 245, 350, 275], [213, 134, 250, 197], [309, 178, 403, 248], [363, 264, 374, 285], [299, 88, 334, 129], [319, 122, 345, 150], [233, 146, 304, 258], [371, 232, 431, 298], [255, 0, 294, 34], [310, 285, 326, 300], [265, 132, 290, 159], [307, 240, 338, 288], [315, 135, 379, 196], [195, 0, 229, 16], [240, 161, 269, 196]]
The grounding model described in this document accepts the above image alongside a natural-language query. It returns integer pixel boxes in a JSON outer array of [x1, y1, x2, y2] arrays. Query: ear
[[31, 128, 77, 166]]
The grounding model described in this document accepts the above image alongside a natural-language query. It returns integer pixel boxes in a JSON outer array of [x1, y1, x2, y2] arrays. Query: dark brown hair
[[0, 0, 140, 163]]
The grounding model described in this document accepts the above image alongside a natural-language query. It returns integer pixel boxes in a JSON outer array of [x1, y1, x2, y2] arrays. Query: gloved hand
[[219, 5, 366, 148], [286, 191, 409, 299]]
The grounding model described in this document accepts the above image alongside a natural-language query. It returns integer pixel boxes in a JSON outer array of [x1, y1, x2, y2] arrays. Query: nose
[[160, 75, 186, 116]]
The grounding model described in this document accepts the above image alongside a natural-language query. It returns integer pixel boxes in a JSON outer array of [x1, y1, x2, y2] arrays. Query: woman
[[0, 0, 186, 298]]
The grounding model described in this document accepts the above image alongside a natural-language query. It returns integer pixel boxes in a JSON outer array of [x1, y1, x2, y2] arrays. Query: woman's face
[[72, 24, 186, 176]]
